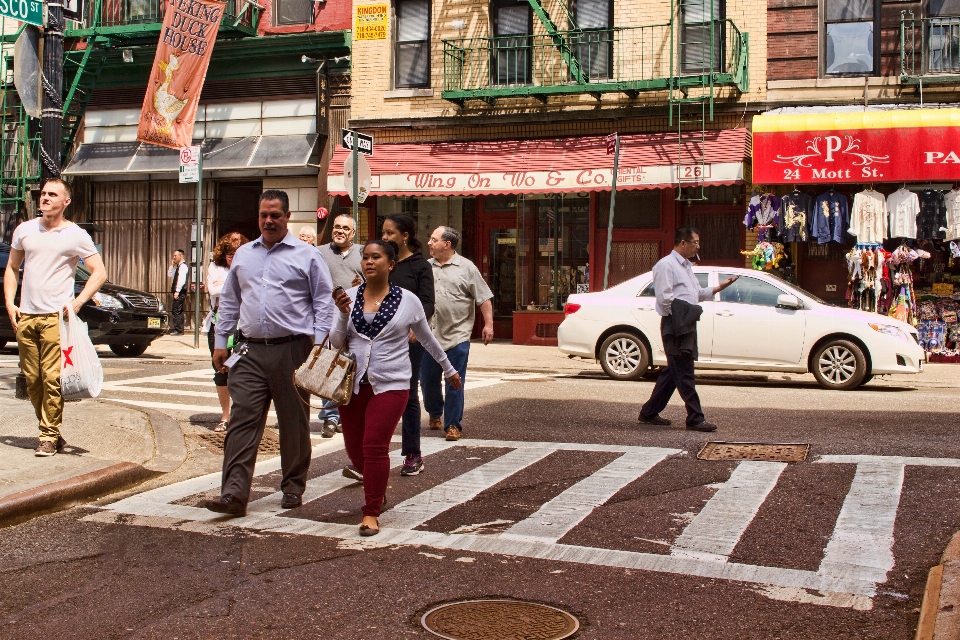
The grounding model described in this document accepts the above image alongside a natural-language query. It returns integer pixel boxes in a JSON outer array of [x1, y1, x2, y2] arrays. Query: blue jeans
[[420, 340, 470, 432], [317, 399, 340, 425], [401, 341, 426, 457]]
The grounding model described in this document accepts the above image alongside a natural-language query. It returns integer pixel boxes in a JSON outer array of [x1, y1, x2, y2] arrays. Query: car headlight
[[158, 302, 166, 312], [869, 323, 911, 343], [93, 292, 124, 310]]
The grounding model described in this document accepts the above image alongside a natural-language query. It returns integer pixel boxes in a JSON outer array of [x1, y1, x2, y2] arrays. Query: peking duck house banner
[[137, 0, 224, 149], [752, 109, 960, 185]]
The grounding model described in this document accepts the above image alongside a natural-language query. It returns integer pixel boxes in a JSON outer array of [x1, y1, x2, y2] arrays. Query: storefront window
[[376, 196, 470, 249], [517, 194, 590, 311]]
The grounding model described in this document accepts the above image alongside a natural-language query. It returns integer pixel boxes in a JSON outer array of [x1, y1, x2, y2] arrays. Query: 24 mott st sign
[[752, 109, 960, 184]]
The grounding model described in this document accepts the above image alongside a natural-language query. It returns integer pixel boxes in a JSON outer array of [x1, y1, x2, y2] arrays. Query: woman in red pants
[[331, 239, 461, 536]]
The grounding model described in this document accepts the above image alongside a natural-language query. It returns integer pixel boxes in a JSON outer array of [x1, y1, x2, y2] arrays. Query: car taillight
[[564, 303, 581, 315]]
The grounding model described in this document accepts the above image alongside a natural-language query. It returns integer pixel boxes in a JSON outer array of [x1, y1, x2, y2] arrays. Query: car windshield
[[763, 270, 829, 305]]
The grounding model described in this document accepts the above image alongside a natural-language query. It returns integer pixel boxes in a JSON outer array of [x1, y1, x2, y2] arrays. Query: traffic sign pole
[[352, 135, 359, 231], [193, 151, 204, 349], [603, 134, 620, 291]]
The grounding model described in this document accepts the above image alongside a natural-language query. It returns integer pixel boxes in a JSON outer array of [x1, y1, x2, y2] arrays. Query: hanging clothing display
[[887, 188, 920, 239], [812, 189, 849, 244], [944, 188, 960, 241], [845, 246, 888, 313], [778, 191, 812, 242], [849, 188, 888, 243], [885, 244, 930, 325], [918, 188, 947, 240], [743, 193, 781, 241]]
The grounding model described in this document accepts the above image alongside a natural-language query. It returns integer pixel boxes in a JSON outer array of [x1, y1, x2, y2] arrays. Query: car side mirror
[[776, 294, 802, 310]]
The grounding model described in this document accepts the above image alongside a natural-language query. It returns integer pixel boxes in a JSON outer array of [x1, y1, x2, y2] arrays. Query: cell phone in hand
[[333, 286, 345, 297]]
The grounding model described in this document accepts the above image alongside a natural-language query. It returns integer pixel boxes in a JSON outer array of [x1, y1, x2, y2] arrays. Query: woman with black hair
[[331, 239, 460, 536], [381, 214, 435, 476]]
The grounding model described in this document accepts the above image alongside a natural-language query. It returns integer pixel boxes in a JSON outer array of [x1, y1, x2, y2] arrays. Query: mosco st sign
[[752, 109, 960, 184]]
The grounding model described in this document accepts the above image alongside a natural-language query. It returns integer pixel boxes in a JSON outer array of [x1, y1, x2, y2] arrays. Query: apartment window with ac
[[492, 0, 533, 85], [823, 0, 878, 75], [929, 0, 960, 73], [395, 0, 431, 88], [570, 0, 613, 80], [275, 0, 313, 25], [680, 0, 725, 73]]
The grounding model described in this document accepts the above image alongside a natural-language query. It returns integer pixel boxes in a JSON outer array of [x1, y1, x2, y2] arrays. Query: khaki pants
[[17, 313, 62, 441]]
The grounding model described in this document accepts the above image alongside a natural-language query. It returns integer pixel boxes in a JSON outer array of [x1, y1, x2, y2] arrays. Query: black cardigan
[[389, 251, 435, 320]]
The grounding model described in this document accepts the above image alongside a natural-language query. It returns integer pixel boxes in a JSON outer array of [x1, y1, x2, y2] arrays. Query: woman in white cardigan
[[331, 239, 461, 536], [206, 232, 248, 431]]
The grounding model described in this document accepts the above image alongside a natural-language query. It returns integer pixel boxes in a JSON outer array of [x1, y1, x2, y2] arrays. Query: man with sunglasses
[[317, 214, 363, 438], [638, 226, 738, 432]]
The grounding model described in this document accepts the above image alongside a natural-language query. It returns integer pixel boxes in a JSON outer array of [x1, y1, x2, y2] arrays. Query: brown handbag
[[293, 338, 356, 405]]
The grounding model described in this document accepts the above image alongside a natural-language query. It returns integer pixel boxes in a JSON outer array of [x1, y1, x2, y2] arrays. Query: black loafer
[[687, 421, 718, 432], [204, 493, 246, 517], [639, 414, 671, 426], [280, 493, 302, 509], [359, 523, 380, 537]]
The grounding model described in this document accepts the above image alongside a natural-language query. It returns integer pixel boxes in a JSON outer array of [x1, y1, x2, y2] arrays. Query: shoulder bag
[[293, 338, 355, 405]]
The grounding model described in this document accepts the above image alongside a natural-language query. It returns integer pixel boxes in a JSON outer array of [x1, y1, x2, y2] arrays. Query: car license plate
[[148, 317, 161, 328]]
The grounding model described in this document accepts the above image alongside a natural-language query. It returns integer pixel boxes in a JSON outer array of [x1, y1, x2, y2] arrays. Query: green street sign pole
[[193, 152, 203, 349], [603, 134, 620, 290]]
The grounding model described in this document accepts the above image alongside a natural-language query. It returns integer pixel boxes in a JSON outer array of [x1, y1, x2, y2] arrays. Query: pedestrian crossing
[[82, 437, 960, 612], [99, 368, 544, 414]]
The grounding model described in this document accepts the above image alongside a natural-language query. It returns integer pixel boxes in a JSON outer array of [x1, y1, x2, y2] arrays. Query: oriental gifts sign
[[137, 0, 224, 150], [753, 109, 960, 184]]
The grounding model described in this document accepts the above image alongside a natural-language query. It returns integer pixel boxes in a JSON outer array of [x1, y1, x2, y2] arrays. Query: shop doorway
[[216, 181, 262, 241], [478, 211, 518, 339]]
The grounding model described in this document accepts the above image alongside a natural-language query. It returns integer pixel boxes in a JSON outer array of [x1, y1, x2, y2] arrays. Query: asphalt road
[[2, 352, 960, 639]]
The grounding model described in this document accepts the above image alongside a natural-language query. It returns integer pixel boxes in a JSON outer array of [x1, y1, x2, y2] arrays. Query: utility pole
[[40, 0, 65, 184]]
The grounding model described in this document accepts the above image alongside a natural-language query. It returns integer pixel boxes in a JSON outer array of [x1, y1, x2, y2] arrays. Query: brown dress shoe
[[445, 426, 461, 441], [429, 417, 442, 430]]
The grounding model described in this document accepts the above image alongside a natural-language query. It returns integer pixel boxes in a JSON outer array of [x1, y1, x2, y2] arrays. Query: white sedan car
[[558, 266, 925, 390]]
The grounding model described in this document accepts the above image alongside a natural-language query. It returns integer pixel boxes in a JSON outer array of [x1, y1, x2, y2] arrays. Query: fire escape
[[441, 0, 750, 200]]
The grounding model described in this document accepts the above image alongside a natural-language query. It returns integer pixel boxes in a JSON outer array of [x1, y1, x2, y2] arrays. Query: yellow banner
[[355, 4, 388, 40], [137, 0, 225, 150]]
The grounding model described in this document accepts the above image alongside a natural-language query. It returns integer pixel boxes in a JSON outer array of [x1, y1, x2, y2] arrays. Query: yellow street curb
[[917, 532, 960, 640]]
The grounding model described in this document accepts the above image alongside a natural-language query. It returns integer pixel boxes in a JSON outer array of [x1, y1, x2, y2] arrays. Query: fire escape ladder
[[61, 37, 108, 162], [526, 0, 588, 85]]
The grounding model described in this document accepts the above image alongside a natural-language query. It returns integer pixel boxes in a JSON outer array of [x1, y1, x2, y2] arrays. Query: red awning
[[328, 129, 749, 196]]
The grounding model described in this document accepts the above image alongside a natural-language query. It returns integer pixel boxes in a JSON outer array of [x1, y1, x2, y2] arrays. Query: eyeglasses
[[332, 225, 354, 232]]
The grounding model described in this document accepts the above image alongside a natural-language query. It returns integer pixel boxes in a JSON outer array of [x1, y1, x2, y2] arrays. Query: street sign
[[62, 0, 83, 23], [343, 151, 372, 203], [0, 0, 44, 26], [605, 133, 617, 155], [13, 25, 40, 118], [179, 146, 200, 184], [341, 128, 373, 156]]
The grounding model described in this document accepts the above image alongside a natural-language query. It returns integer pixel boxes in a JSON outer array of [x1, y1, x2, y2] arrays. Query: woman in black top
[[382, 214, 435, 477]]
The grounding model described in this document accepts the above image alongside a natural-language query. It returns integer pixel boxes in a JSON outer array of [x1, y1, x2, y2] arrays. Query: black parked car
[[0, 242, 170, 356]]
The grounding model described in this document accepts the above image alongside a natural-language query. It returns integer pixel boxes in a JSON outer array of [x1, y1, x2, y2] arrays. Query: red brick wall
[[259, 0, 352, 36]]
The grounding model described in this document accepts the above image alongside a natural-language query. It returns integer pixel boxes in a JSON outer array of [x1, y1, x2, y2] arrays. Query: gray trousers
[[221, 337, 312, 503]]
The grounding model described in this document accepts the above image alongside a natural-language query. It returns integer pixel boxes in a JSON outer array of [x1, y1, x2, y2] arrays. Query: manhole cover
[[138, 360, 194, 366], [421, 599, 579, 640], [698, 442, 809, 463], [194, 432, 280, 455]]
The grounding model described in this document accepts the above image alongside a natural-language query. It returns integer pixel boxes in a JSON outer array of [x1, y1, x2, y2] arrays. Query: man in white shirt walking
[[4, 178, 106, 456], [167, 249, 189, 335], [638, 226, 738, 432]]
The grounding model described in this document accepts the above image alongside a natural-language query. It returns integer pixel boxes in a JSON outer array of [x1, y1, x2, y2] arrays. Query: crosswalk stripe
[[377, 446, 556, 530], [818, 460, 905, 584], [670, 461, 787, 563], [500, 448, 674, 544]]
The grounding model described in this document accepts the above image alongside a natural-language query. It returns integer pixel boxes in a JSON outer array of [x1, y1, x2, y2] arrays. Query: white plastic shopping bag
[[59, 305, 103, 399]]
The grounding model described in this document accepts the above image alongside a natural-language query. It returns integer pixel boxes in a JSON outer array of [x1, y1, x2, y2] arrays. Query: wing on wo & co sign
[[137, 0, 224, 149]]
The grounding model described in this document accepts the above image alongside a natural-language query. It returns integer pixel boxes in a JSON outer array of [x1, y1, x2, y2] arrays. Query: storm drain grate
[[421, 599, 579, 640], [194, 432, 281, 455], [697, 442, 809, 463]]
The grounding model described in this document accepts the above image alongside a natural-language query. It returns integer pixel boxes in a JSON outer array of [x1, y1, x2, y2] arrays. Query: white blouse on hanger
[[887, 188, 919, 239], [944, 188, 960, 241], [849, 188, 888, 243]]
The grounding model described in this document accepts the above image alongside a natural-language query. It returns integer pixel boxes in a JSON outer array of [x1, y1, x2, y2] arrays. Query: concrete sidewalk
[[0, 393, 186, 526]]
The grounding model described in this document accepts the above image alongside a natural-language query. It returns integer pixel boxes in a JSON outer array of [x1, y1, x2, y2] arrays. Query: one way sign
[[341, 129, 373, 156]]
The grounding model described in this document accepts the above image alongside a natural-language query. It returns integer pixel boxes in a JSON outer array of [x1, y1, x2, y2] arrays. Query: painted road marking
[[87, 439, 960, 611], [670, 461, 787, 563]]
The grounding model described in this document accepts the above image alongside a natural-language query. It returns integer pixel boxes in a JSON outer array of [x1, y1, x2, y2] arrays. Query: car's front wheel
[[109, 343, 150, 358], [599, 332, 650, 381], [812, 339, 868, 390]]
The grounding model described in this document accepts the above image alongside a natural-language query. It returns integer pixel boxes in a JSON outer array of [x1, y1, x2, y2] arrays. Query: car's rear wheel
[[109, 343, 150, 358], [599, 332, 650, 381], [812, 339, 867, 390]]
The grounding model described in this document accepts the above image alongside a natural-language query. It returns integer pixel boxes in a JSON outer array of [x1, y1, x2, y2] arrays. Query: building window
[[823, 0, 877, 75], [570, 0, 613, 80], [491, 0, 533, 85], [395, 0, 431, 88], [929, 0, 960, 73], [680, 0, 725, 74], [274, 0, 313, 25]]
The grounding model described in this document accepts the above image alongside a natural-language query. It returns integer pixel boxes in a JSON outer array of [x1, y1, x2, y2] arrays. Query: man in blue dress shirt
[[206, 190, 334, 516]]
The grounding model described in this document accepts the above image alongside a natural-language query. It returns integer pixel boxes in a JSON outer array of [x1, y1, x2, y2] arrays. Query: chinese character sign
[[137, 0, 224, 149], [355, 4, 388, 40]]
